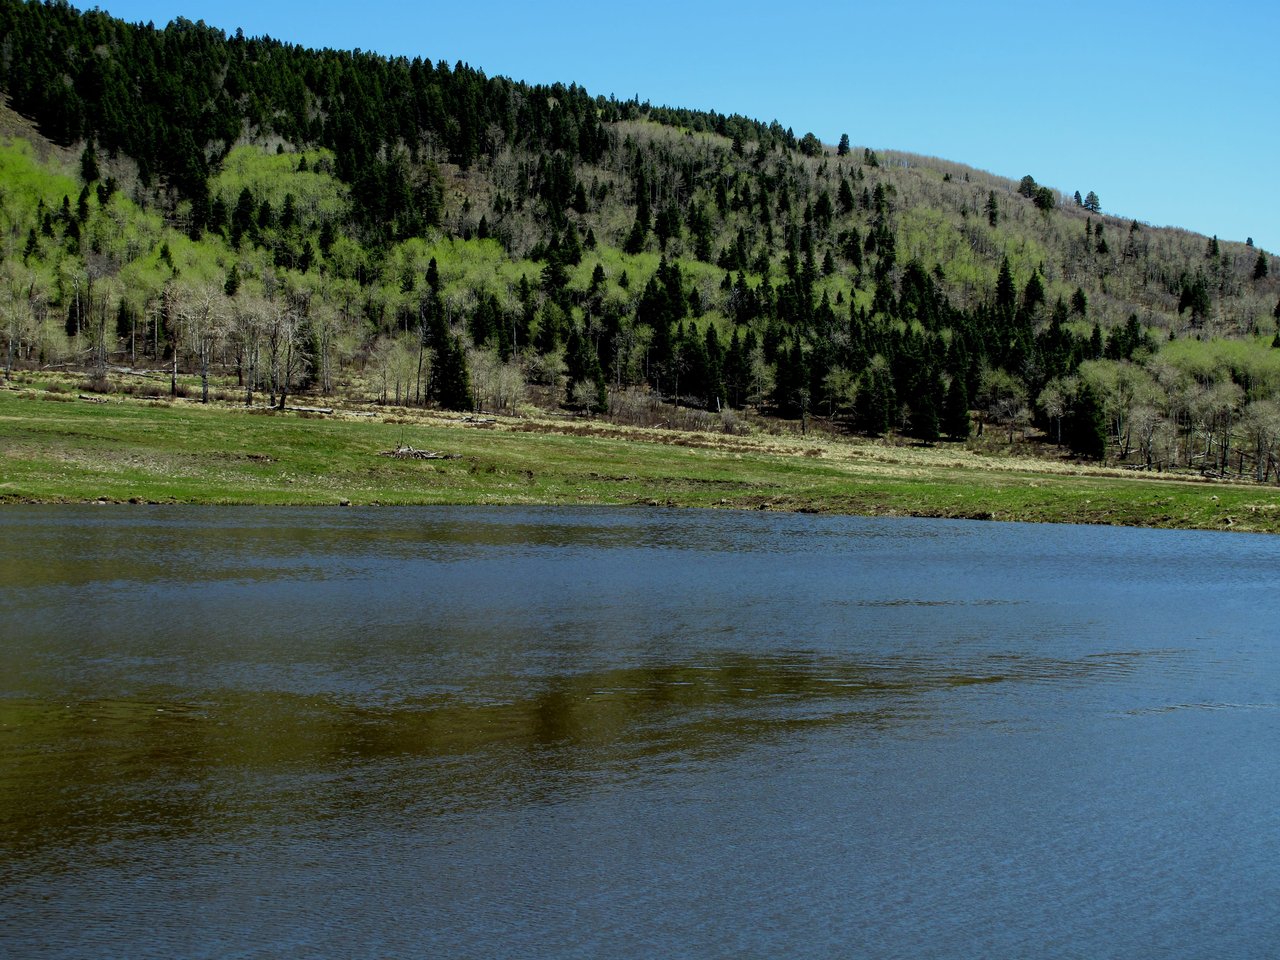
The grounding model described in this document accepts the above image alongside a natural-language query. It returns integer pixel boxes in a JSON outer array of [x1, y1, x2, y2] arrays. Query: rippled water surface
[[2, 507, 1278, 958]]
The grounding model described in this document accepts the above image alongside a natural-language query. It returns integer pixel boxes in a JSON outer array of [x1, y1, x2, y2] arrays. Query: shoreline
[[4, 387, 1278, 534]]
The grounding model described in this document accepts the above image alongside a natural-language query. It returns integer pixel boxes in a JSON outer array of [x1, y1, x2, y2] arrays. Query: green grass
[[3, 385, 1279, 533]]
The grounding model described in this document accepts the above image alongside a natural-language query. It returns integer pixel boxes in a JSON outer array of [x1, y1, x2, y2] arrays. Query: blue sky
[[94, 0, 1280, 253]]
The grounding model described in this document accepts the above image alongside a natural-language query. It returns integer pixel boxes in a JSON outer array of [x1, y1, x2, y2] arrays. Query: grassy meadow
[[3, 379, 1279, 534]]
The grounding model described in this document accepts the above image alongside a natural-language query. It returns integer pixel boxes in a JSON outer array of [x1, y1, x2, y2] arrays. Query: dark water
[[1, 507, 1278, 959]]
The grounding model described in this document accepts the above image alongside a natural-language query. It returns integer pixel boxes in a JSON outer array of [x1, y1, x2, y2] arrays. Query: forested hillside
[[3, 0, 1280, 475]]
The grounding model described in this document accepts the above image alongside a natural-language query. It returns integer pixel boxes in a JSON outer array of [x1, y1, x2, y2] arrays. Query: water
[[1, 506, 1277, 958]]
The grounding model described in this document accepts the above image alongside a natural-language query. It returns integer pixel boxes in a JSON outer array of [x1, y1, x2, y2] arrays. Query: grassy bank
[[3, 384, 1279, 533]]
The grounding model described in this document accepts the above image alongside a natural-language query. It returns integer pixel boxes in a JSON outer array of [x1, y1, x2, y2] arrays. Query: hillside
[[2, 0, 1280, 481]]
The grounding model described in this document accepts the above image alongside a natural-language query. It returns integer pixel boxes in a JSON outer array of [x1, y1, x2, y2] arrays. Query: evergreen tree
[[1254, 251, 1269, 280], [1083, 190, 1101, 213], [434, 335, 472, 411], [80, 142, 99, 183], [855, 365, 895, 435], [1065, 382, 1107, 459], [838, 179, 856, 215], [911, 387, 940, 443], [1070, 287, 1088, 316], [942, 375, 970, 439], [995, 258, 1016, 315], [837, 133, 851, 157]]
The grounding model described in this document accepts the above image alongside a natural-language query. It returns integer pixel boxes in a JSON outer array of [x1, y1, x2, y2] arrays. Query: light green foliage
[[210, 147, 348, 229], [1160, 336, 1280, 399], [0, 140, 78, 228]]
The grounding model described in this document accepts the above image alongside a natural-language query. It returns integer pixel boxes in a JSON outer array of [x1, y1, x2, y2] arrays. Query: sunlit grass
[[2, 386, 1277, 533]]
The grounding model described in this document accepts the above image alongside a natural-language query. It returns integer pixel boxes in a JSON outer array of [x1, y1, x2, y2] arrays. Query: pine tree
[[1083, 190, 1101, 213], [985, 191, 999, 227], [995, 258, 1016, 315], [911, 386, 940, 443], [942, 375, 970, 440], [1070, 287, 1088, 316], [434, 335, 472, 411], [1066, 382, 1107, 459], [80, 143, 99, 184], [837, 133, 851, 157], [1254, 251, 1269, 280]]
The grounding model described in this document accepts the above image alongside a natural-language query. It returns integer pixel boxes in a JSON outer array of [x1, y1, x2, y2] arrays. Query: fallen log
[[379, 445, 461, 460]]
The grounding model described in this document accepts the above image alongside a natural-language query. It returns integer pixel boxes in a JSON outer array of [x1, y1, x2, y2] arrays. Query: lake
[[1, 506, 1277, 958]]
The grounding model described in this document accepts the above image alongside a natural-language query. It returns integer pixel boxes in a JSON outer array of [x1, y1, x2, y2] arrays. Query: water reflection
[[3, 507, 1279, 958], [1, 645, 1156, 870]]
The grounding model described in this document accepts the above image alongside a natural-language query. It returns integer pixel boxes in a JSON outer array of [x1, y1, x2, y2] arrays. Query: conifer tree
[[942, 375, 970, 439], [1066, 382, 1107, 459]]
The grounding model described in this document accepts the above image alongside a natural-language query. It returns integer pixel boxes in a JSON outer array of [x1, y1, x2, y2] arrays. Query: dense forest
[[2, 0, 1280, 475]]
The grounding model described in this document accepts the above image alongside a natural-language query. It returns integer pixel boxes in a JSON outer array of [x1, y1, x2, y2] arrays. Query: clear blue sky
[[94, 0, 1280, 253]]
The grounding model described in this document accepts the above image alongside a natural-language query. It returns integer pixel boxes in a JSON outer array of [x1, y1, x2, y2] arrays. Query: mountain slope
[[2, 0, 1279, 476]]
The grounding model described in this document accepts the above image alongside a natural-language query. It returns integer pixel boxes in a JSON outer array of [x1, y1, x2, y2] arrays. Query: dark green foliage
[[1083, 190, 1101, 213], [836, 133, 850, 157], [1065, 382, 1107, 459], [995, 258, 1016, 314], [1254, 251, 1269, 280], [1178, 274, 1211, 324], [1022, 272, 1045, 314], [1070, 287, 1088, 316], [855, 365, 896, 435], [986, 191, 998, 227], [433, 335, 472, 411], [909, 381, 941, 443], [80, 142, 98, 183], [942, 374, 970, 439], [769, 340, 805, 418], [1105, 314, 1154, 361], [1088, 323, 1104, 359]]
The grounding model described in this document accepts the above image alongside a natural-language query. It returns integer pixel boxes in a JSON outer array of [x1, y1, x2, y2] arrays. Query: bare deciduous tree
[[177, 284, 228, 403]]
